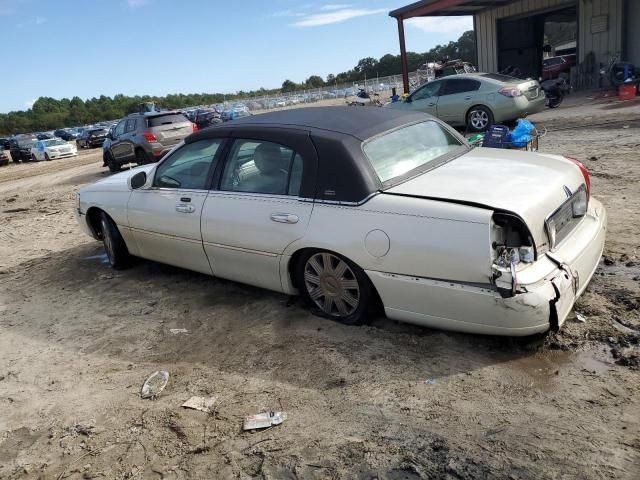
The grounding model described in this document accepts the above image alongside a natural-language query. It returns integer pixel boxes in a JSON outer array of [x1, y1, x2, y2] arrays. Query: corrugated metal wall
[[475, 0, 624, 75]]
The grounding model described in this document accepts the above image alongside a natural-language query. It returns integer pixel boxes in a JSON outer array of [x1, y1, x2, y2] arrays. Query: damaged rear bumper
[[366, 198, 606, 336]]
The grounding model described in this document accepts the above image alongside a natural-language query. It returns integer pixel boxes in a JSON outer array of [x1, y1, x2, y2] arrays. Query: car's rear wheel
[[297, 250, 373, 325], [466, 106, 494, 132], [135, 148, 151, 165], [100, 212, 130, 269]]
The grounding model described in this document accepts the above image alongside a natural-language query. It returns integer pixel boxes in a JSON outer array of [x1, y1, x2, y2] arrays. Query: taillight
[[143, 132, 157, 142], [499, 87, 523, 97], [564, 155, 591, 199], [192, 123, 198, 133]]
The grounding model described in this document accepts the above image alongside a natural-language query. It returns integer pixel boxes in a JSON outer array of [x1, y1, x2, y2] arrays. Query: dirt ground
[[0, 99, 639, 480]]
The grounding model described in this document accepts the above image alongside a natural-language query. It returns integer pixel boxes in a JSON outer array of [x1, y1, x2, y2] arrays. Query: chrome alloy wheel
[[469, 109, 489, 130], [304, 252, 360, 317]]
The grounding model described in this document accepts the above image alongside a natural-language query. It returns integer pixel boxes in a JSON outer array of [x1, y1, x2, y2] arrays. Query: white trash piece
[[243, 411, 287, 431], [141, 371, 169, 399], [182, 396, 216, 413]]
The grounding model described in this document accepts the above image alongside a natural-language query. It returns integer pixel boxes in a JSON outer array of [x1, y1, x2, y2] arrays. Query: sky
[[0, 0, 472, 113]]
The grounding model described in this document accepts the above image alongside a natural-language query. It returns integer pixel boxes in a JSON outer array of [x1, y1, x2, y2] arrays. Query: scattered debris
[[603, 256, 615, 266], [3, 207, 30, 214], [424, 378, 436, 385], [141, 371, 169, 399], [243, 411, 287, 431], [169, 328, 188, 334], [588, 155, 598, 161], [182, 396, 216, 413], [68, 420, 96, 437], [575, 312, 587, 323]]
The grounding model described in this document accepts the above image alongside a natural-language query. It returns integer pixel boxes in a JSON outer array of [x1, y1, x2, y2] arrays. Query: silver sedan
[[387, 73, 546, 132]]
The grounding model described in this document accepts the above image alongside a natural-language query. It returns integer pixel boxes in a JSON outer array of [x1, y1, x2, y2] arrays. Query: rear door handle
[[176, 204, 196, 213], [270, 213, 299, 224], [427, 102, 436, 107], [464, 96, 472, 100]]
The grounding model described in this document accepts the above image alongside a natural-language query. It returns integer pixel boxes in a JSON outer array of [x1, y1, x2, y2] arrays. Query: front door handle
[[176, 204, 196, 213], [464, 96, 472, 100], [270, 213, 299, 224], [427, 102, 436, 107]]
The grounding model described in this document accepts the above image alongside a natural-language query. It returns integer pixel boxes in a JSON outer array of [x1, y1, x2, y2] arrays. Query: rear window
[[363, 121, 464, 184], [480, 73, 517, 82], [147, 113, 189, 127]]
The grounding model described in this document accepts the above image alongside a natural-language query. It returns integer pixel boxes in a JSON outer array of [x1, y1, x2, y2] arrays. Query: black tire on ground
[[11, 152, 20, 163], [31, 154, 38, 161], [135, 148, 151, 165], [99, 212, 130, 270], [44, 153, 51, 161], [296, 250, 375, 326], [466, 105, 494, 133], [548, 97, 562, 108], [105, 152, 121, 173]]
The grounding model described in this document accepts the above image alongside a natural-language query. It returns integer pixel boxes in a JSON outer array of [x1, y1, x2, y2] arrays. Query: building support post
[[397, 17, 410, 94]]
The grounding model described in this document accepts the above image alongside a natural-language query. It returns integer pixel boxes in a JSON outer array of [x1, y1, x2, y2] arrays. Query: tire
[[11, 152, 20, 163], [105, 152, 120, 173], [548, 96, 562, 108], [44, 153, 51, 161], [466, 105, 494, 133], [296, 250, 375, 326], [99, 212, 130, 270], [135, 148, 151, 165], [31, 154, 38, 162]]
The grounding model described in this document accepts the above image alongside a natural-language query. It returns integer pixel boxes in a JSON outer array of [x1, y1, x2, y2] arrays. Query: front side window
[[114, 121, 126, 137], [411, 81, 442, 101], [153, 139, 222, 190], [363, 121, 464, 183], [220, 139, 303, 196]]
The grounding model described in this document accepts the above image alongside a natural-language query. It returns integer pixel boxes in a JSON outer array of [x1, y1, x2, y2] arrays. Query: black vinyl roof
[[220, 106, 430, 141]]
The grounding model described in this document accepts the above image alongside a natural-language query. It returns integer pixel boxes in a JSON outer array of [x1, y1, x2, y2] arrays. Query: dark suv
[[76, 128, 109, 149], [9, 135, 37, 162], [102, 111, 195, 172]]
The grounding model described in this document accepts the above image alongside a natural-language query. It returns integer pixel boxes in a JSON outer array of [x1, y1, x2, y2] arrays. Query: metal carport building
[[390, 0, 640, 93]]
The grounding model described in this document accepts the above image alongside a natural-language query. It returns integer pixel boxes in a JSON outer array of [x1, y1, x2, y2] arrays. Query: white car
[[75, 107, 607, 336], [31, 138, 77, 161]]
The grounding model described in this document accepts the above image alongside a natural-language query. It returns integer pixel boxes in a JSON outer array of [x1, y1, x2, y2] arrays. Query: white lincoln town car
[[75, 107, 606, 336]]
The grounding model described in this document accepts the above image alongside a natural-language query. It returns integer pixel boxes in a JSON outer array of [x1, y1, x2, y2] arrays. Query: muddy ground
[[0, 100, 639, 479]]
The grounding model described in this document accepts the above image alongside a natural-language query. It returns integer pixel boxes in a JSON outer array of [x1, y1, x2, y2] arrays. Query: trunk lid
[[147, 113, 192, 147], [385, 147, 585, 251]]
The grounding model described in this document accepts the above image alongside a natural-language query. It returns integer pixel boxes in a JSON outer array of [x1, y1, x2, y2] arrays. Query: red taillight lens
[[143, 132, 157, 142], [564, 155, 590, 199], [499, 87, 523, 97], [192, 123, 198, 133]]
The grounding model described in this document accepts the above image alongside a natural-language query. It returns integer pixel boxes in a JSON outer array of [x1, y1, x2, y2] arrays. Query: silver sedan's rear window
[[363, 121, 463, 183]]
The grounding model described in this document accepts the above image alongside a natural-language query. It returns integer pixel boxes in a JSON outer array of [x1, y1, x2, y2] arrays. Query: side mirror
[[128, 171, 147, 190]]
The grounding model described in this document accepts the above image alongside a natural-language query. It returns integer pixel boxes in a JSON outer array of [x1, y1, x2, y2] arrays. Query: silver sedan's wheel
[[303, 252, 360, 317], [467, 106, 494, 132]]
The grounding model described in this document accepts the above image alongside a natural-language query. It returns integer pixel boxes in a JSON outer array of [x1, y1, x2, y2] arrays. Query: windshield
[[44, 139, 67, 146], [363, 121, 464, 183], [16, 137, 36, 147]]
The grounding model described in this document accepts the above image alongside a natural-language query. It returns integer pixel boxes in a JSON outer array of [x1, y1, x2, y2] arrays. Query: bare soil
[[0, 103, 639, 479]]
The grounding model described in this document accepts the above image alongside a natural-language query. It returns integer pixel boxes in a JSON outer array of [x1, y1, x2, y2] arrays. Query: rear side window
[[147, 113, 189, 127], [125, 119, 136, 133], [442, 79, 481, 95], [220, 139, 303, 196]]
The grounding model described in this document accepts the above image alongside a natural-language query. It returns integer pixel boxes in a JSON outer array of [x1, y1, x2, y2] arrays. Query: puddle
[[84, 253, 110, 264], [500, 350, 615, 391]]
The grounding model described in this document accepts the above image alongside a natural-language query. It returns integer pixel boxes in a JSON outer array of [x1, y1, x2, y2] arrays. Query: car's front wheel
[[466, 106, 494, 132], [105, 152, 120, 173], [44, 153, 51, 161], [31, 154, 37, 161], [297, 250, 374, 325], [100, 212, 130, 269]]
